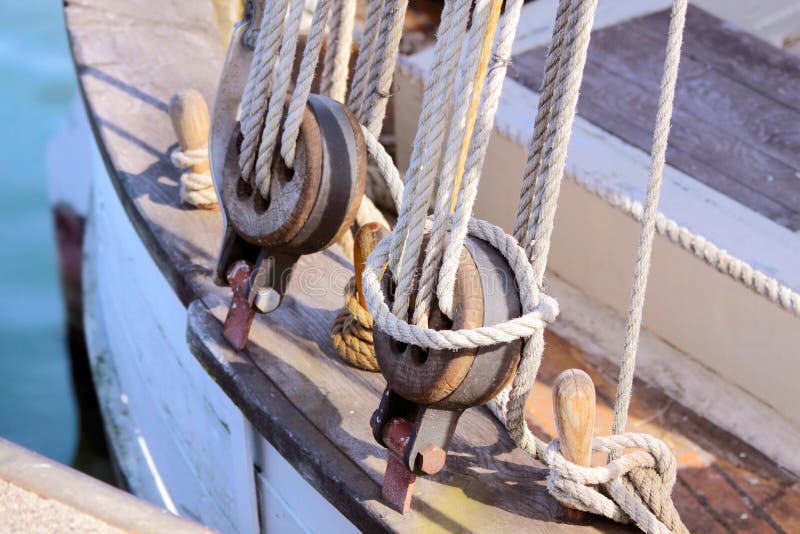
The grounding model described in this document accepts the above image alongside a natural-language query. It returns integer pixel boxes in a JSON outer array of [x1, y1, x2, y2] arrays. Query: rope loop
[[362, 217, 559, 351], [169, 146, 218, 208], [546, 434, 687, 534]]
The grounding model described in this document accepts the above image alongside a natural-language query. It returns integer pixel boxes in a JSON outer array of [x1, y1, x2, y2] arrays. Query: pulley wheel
[[374, 236, 523, 409]]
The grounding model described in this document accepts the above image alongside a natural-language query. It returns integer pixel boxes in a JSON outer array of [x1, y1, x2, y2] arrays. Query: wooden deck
[[65, 0, 800, 532], [512, 6, 800, 231]]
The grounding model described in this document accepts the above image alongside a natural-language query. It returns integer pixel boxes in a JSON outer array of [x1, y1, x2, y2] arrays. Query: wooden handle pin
[[354, 222, 390, 308], [212, 0, 244, 45], [168, 89, 217, 209], [169, 89, 210, 174], [552, 368, 596, 521]]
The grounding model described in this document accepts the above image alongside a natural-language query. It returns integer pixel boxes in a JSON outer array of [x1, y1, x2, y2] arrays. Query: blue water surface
[[0, 1, 78, 462]]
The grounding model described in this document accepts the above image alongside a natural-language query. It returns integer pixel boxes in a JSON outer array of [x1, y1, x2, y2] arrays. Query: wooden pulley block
[[213, 95, 365, 350], [370, 235, 522, 512], [219, 94, 366, 256], [208, 3, 366, 351]]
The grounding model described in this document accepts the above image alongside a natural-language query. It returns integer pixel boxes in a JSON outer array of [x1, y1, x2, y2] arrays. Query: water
[[0, 2, 79, 462]]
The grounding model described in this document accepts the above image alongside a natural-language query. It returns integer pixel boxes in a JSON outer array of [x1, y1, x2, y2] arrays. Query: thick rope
[[359, 0, 410, 135], [612, 0, 688, 438], [337, 0, 699, 529], [512, 0, 572, 249], [409, 0, 502, 327], [320, 0, 356, 103], [329, 129, 405, 371], [282, 0, 334, 165], [347, 0, 386, 117], [363, 219, 560, 351], [239, 0, 290, 185], [502, 1, 687, 531], [252, 0, 305, 197], [357, 34, 687, 525], [330, 278, 380, 371], [169, 147, 218, 209], [327, 3, 412, 338], [388, 0, 474, 319], [427, 0, 525, 321], [490, 0, 599, 468]]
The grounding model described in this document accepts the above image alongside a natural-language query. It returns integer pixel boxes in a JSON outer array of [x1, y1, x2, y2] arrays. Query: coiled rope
[[169, 147, 217, 208], [330, 278, 379, 371]]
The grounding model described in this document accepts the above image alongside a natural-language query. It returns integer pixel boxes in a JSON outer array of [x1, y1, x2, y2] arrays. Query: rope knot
[[330, 278, 380, 371], [169, 146, 217, 209], [545, 433, 688, 534]]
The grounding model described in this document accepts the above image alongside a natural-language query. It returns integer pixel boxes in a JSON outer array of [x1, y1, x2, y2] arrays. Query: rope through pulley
[[359, 0, 691, 530], [210, 0, 409, 350]]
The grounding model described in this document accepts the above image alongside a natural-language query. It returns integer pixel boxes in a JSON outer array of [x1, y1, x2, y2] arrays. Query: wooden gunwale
[[64, 0, 624, 531]]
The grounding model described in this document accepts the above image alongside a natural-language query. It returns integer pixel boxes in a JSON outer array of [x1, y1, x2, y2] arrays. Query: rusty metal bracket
[[222, 260, 255, 351]]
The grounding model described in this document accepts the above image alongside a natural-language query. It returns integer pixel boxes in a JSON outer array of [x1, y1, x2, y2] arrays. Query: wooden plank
[[187, 301, 625, 533], [602, 22, 800, 179], [637, 6, 800, 112], [64, 0, 624, 530], [510, 6, 800, 231], [252, 438, 357, 534]]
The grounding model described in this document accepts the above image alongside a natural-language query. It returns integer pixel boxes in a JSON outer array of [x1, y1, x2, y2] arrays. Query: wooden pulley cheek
[[221, 102, 323, 248], [374, 246, 481, 405], [220, 95, 366, 252], [283, 94, 367, 255], [374, 236, 523, 409]]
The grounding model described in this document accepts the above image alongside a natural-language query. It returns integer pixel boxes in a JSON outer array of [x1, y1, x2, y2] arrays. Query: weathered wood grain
[[510, 5, 800, 231], [64, 0, 626, 530], [552, 369, 596, 522], [636, 7, 800, 113]]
